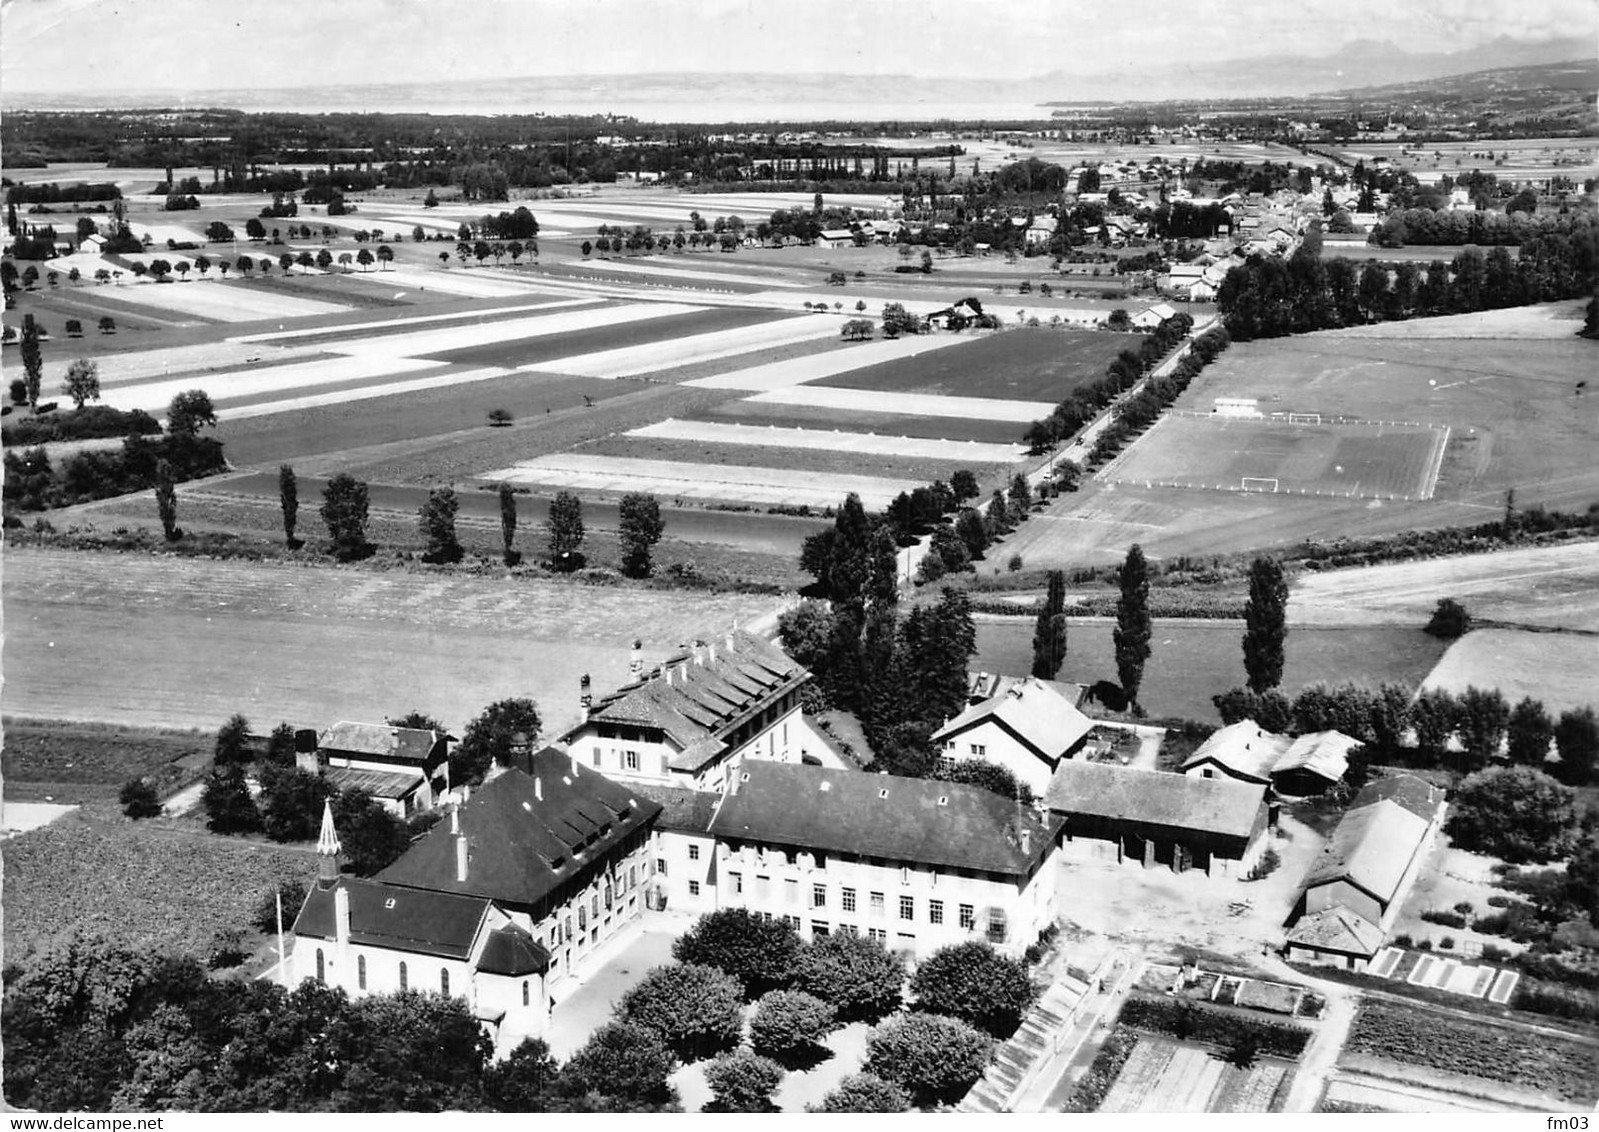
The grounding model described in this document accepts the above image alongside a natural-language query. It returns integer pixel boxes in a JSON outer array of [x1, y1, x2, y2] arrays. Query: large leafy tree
[[331, 788, 412, 875], [671, 909, 802, 998], [1506, 696, 1554, 767], [1242, 556, 1289, 692], [749, 990, 836, 1059], [703, 1049, 785, 1112], [908, 941, 1036, 1038], [1554, 707, 1598, 785], [320, 473, 372, 561], [1456, 685, 1510, 773], [482, 1037, 559, 1111], [791, 932, 906, 1024], [166, 389, 217, 436], [1113, 544, 1152, 707], [452, 697, 543, 785], [202, 763, 261, 835], [1031, 570, 1067, 679], [257, 764, 334, 843], [807, 1073, 911, 1113], [555, 1021, 678, 1107], [863, 1012, 993, 1106], [418, 485, 463, 564], [615, 963, 744, 1062], [1444, 766, 1579, 864], [935, 758, 1033, 803], [214, 712, 253, 765], [617, 491, 665, 577], [62, 358, 101, 410], [335, 991, 492, 1111], [545, 490, 585, 571]]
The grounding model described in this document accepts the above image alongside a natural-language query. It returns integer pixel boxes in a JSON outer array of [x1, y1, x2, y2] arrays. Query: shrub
[[908, 941, 1037, 1038], [487, 408, 513, 427], [749, 990, 836, 1059], [1425, 597, 1470, 638], [703, 1049, 784, 1112], [118, 778, 162, 819], [616, 963, 745, 1062], [806, 1072, 911, 1113], [1064, 1026, 1137, 1112], [863, 1012, 994, 1106], [672, 909, 802, 999], [791, 932, 906, 1024], [1420, 910, 1467, 929], [251, 879, 309, 934], [1117, 996, 1311, 1058], [1245, 846, 1282, 881], [1445, 766, 1579, 864]]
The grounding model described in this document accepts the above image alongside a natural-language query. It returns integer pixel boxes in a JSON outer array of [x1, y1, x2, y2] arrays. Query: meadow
[[1419, 628, 1599, 717]]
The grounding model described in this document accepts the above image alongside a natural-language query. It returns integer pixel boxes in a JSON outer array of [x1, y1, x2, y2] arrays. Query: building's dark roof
[[564, 631, 807, 770], [1303, 799, 1430, 904], [322, 764, 423, 800], [319, 722, 446, 765], [293, 878, 489, 960], [629, 782, 720, 834], [1045, 760, 1266, 841], [476, 924, 550, 976], [376, 754, 661, 908], [709, 762, 1061, 876], [1352, 773, 1444, 822]]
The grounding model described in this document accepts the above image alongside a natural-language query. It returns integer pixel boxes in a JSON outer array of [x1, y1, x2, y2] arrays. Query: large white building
[[931, 677, 1095, 799], [559, 630, 836, 793]]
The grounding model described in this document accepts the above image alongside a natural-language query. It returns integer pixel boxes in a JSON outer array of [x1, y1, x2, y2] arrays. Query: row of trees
[[1370, 206, 1594, 249], [1219, 236, 1598, 341]]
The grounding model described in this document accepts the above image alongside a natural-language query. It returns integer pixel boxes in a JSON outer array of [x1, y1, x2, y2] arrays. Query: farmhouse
[[298, 721, 452, 818], [1046, 760, 1270, 877], [1284, 773, 1446, 968], [1131, 302, 1179, 331], [558, 630, 833, 793], [1181, 720, 1356, 795], [819, 228, 856, 248], [696, 761, 1063, 958], [931, 676, 1095, 798]]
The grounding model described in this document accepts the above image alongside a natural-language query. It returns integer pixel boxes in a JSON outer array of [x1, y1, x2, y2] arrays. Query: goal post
[[1286, 412, 1322, 425], [1240, 477, 1280, 493]]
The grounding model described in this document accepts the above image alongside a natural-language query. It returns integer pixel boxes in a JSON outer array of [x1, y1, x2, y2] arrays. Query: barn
[[1045, 761, 1270, 877]]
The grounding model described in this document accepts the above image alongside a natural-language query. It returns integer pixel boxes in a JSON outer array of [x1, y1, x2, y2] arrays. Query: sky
[[2, 0, 1594, 93]]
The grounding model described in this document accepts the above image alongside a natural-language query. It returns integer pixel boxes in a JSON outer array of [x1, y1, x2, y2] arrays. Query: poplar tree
[[498, 482, 519, 566], [1113, 545, 1152, 708], [419, 485, 463, 564], [546, 490, 585, 571], [279, 464, 298, 547], [1031, 570, 1067, 680], [1242, 556, 1289, 693]]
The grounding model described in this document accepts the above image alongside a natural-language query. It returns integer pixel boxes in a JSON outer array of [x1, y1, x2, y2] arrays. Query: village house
[[931, 676, 1095, 799], [297, 721, 452, 818], [1130, 302, 1179, 331], [1046, 760, 1271, 877], [683, 761, 1064, 959], [1284, 774, 1447, 969], [558, 631, 832, 794]]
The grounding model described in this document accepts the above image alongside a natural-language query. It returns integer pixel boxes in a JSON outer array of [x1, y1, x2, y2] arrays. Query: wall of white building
[[938, 721, 1054, 800]]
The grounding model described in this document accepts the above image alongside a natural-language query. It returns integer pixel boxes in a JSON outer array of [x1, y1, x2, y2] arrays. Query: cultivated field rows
[[685, 334, 965, 390], [96, 277, 351, 321], [538, 314, 840, 378], [629, 418, 1027, 462], [748, 384, 1055, 421]]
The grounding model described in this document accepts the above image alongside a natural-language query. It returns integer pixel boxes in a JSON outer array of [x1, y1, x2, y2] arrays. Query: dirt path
[[1281, 981, 1358, 1112]]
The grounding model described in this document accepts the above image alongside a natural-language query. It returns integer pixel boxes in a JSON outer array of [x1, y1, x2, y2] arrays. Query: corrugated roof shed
[[294, 879, 489, 960], [934, 677, 1095, 761], [1303, 799, 1429, 904], [1045, 760, 1266, 841], [1274, 731, 1358, 783], [711, 762, 1061, 876], [1286, 905, 1385, 957], [323, 764, 422, 800], [376, 754, 661, 908]]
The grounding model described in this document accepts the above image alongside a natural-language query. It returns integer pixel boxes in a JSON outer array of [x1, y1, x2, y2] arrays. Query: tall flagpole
[[276, 888, 287, 987]]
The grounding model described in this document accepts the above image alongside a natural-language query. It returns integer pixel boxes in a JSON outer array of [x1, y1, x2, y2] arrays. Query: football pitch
[[1100, 413, 1449, 501]]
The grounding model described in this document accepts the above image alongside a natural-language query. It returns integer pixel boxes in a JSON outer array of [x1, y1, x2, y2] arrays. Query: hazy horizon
[[3, 0, 1594, 100]]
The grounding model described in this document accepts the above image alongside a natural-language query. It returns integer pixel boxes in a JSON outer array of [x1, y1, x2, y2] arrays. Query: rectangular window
[[786, 879, 799, 905], [930, 900, 944, 924], [870, 892, 885, 918], [842, 888, 857, 913], [899, 895, 914, 921], [814, 850, 827, 871], [729, 871, 744, 894], [959, 904, 975, 930], [756, 875, 770, 899], [592, 746, 602, 767], [688, 844, 701, 861], [812, 883, 826, 909], [592, 895, 600, 917], [689, 880, 701, 896], [971, 743, 986, 757], [811, 921, 830, 937], [657, 858, 667, 877], [624, 750, 640, 771], [868, 928, 887, 942]]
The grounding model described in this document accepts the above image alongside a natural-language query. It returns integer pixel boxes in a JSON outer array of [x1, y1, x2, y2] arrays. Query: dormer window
[[384, 898, 396, 910], [937, 796, 948, 807], [878, 788, 889, 799]]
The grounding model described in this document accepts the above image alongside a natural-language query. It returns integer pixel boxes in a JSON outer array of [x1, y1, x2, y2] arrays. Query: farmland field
[[1, 719, 210, 803], [1101, 415, 1447, 501], [1419, 628, 1599, 716], [3, 811, 311, 963], [694, 397, 1029, 443], [809, 326, 1126, 401], [0, 548, 791, 736], [973, 619, 1449, 722], [1341, 999, 1599, 1106], [1098, 1037, 1290, 1112]]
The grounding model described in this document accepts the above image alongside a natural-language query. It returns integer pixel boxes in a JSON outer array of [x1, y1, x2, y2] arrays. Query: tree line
[[1371, 206, 1594, 249], [1219, 234, 1599, 341]]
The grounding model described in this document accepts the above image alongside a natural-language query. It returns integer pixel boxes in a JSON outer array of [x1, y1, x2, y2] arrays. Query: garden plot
[[748, 384, 1055, 422], [539, 313, 838, 378], [1487, 970, 1520, 1004], [98, 279, 349, 322], [97, 353, 443, 416], [483, 453, 915, 509], [1101, 1042, 1227, 1112], [686, 334, 966, 391], [629, 418, 1027, 462]]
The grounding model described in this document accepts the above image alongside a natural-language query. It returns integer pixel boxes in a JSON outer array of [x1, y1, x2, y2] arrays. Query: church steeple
[[316, 800, 342, 888]]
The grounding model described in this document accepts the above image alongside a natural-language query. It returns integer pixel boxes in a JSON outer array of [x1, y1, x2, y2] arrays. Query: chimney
[[455, 835, 469, 883], [535, 777, 543, 802], [630, 638, 644, 679], [570, 751, 579, 777], [509, 730, 533, 775], [1020, 826, 1032, 856], [449, 805, 459, 835], [707, 643, 716, 664], [334, 884, 350, 948], [580, 673, 593, 716]]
